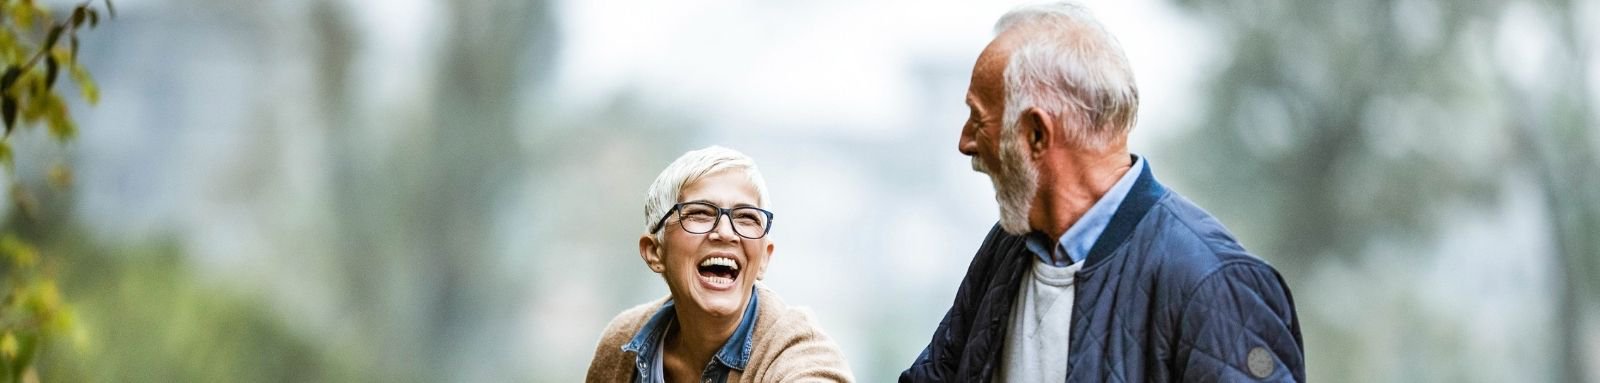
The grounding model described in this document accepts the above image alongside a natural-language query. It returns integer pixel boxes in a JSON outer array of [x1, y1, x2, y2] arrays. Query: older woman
[[587, 146, 853, 382]]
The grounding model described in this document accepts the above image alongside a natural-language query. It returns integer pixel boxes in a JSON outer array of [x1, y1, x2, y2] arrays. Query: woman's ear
[[639, 234, 664, 273], [756, 242, 775, 280]]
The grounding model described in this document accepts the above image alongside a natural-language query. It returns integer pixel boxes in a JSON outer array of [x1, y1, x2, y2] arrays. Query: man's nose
[[958, 126, 979, 157]]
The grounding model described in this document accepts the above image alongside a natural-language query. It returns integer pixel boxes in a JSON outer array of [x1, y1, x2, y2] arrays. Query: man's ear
[[639, 235, 664, 273], [1022, 106, 1054, 158]]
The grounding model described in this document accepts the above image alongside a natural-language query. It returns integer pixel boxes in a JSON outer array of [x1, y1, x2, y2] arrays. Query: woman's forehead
[[679, 169, 761, 206]]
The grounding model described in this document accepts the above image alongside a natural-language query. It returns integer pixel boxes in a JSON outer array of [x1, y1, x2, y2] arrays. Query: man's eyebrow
[[965, 95, 985, 114]]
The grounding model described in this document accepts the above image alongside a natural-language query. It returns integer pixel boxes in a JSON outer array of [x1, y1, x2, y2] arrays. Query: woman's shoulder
[[752, 285, 820, 334], [746, 285, 855, 382], [585, 296, 670, 382], [604, 296, 671, 335]]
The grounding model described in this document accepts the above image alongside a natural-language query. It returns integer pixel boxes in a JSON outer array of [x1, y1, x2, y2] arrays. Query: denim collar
[[621, 287, 760, 381], [1025, 154, 1146, 266]]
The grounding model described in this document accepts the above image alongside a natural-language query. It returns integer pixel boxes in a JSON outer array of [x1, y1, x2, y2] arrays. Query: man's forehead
[[976, 35, 1015, 72], [969, 35, 1014, 103]]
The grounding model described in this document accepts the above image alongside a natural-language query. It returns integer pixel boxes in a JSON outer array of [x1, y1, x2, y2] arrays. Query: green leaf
[[0, 332, 15, 358], [1, 233, 37, 267], [46, 94, 75, 139], [71, 64, 97, 105], [0, 140, 11, 170], [10, 333, 35, 383], [2, 96, 16, 135], [44, 25, 63, 51], [0, 66, 18, 92], [45, 56, 57, 90], [10, 2, 34, 30], [71, 6, 86, 29]]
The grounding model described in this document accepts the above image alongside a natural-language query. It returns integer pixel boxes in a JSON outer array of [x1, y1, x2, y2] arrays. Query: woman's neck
[[663, 304, 745, 379]]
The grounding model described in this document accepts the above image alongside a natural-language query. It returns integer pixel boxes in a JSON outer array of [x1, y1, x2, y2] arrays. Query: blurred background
[[0, 0, 1595, 381]]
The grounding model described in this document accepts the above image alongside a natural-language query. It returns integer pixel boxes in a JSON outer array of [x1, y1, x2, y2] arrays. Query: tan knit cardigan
[[585, 284, 854, 382]]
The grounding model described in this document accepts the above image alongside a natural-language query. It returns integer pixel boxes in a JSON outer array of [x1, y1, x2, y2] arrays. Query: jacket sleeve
[[899, 308, 957, 382], [1174, 262, 1305, 382], [900, 224, 1010, 383]]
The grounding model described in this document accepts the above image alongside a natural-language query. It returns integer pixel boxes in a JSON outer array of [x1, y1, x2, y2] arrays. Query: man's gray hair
[[643, 146, 771, 242], [995, 1, 1139, 150]]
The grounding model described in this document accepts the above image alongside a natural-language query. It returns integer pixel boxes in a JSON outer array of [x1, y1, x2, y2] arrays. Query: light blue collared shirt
[[1025, 154, 1145, 267], [621, 288, 760, 383]]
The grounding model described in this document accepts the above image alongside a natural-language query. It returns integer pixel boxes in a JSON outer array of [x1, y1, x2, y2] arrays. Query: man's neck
[[1033, 150, 1133, 241]]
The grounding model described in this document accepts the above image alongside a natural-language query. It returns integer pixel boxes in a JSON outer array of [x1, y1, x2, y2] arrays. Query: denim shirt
[[1025, 154, 1146, 267], [622, 288, 760, 383]]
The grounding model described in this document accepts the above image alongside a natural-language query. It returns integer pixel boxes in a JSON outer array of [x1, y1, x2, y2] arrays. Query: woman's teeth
[[699, 257, 738, 270], [698, 256, 740, 283]]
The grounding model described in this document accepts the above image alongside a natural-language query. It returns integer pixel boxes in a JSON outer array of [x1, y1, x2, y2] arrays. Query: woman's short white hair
[[643, 146, 771, 241], [995, 1, 1139, 150]]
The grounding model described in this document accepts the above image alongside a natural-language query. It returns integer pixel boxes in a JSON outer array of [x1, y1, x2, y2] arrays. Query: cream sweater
[[586, 285, 854, 382]]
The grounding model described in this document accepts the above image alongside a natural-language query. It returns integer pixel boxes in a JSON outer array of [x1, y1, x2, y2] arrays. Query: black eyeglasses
[[650, 202, 775, 239]]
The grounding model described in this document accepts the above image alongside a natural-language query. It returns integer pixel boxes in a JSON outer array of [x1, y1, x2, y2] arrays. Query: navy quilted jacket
[[902, 161, 1305, 382]]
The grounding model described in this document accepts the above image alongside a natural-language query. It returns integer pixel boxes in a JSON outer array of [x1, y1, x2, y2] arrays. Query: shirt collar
[[713, 290, 759, 369], [621, 287, 761, 378], [1025, 154, 1146, 266]]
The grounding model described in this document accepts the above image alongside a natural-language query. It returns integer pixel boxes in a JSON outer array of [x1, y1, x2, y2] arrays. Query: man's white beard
[[973, 131, 1038, 236]]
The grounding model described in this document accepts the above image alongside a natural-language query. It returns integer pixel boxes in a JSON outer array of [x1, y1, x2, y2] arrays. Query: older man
[[902, 2, 1304, 382]]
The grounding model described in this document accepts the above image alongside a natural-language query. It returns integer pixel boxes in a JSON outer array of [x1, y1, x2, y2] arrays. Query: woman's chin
[[690, 292, 746, 318]]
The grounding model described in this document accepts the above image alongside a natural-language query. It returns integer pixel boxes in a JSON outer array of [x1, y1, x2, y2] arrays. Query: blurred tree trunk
[[1510, 1, 1600, 380], [313, 0, 550, 380], [412, 0, 539, 379]]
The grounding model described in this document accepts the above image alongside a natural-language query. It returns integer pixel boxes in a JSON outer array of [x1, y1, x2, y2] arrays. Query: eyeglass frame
[[650, 202, 776, 239]]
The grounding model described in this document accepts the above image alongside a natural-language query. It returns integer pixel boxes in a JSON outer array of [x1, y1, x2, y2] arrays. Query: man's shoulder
[[1102, 191, 1298, 355], [1130, 191, 1279, 291], [1119, 192, 1302, 381]]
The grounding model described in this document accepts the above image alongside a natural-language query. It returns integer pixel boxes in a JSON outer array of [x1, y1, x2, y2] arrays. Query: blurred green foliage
[[0, 1, 110, 381], [0, 234, 75, 383], [28, 234, 373, 382]]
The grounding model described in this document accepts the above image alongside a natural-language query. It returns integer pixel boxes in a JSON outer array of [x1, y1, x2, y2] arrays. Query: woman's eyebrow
[[683, 199, 757, 208]]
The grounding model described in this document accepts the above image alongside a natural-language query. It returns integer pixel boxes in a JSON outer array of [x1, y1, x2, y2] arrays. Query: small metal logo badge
[[1247, 347, 1274, 378]]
